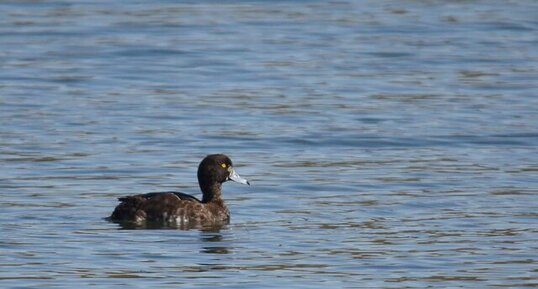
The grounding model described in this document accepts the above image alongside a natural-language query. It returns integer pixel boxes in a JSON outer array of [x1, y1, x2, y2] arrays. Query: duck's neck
[[200, 182, 223, 203]]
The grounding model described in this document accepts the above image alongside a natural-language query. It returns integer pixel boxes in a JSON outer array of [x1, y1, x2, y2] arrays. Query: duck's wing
[[110, 191, 201, 222]]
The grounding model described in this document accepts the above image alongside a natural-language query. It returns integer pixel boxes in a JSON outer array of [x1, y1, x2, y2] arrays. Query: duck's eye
[[221, 163, 227, 168]]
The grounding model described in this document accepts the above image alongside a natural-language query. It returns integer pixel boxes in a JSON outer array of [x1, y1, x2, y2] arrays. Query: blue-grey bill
[[228, 167, 250, 185]]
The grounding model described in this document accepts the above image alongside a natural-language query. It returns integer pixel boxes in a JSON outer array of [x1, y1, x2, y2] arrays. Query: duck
[[109, 154, 249, 228]]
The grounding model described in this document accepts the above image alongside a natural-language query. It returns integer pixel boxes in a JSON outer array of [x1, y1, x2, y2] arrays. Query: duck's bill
[[228, 167, 250, 185]]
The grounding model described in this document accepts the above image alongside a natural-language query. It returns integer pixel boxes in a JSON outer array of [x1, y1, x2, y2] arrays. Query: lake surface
[[1, 1, 537, 288]]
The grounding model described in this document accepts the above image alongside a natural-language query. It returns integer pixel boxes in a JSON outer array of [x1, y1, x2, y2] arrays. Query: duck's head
[[197, 154, 250, 186]]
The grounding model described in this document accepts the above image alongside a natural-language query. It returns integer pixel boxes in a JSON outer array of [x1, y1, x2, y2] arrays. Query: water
[[1, 1, 537, 288]]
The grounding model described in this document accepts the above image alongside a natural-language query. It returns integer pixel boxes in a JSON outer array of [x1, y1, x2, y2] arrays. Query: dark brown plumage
[[109, 154, 249, 228]]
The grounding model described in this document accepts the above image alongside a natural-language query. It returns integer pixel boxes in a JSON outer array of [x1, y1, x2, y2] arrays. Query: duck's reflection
[[199, 226, 232, 254], [111, 221, 233, 254]]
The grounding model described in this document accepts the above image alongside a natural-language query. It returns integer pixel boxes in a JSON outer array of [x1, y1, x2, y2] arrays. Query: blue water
[[1, 1, 537, 288]]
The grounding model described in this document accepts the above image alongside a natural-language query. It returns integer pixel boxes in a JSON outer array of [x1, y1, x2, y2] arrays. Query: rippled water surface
[[1, 1, 538, 288]]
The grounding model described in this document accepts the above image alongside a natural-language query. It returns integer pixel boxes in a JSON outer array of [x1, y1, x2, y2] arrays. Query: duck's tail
[[109, 196, 147, 222]]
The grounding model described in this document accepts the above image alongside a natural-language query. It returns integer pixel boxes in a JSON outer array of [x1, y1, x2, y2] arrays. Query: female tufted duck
[[109, 154, 249, 228]]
